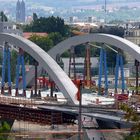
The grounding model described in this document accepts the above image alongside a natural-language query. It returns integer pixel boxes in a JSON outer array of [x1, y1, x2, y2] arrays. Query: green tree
[[74, 44, 86, 57], [23, 16, 70, 37], [121, 104, 140, 140], [48, 32, 63, 45], [33, 13, 38, 22], [0, 11, 8, 22], [0, 121, 11, 140], [29, 34, 53, 52]]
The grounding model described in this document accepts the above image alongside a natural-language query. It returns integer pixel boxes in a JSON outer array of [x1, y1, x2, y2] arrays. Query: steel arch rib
[[16, 33, 140, 90], [0, 33, 79, 105], [48, 33, 140, 61], [1, 33, 140, 104]]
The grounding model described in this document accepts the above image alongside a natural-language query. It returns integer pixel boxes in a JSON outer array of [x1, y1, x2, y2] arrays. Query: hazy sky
[[0, 0, 128, 1], [0, 0, 138, 4], [0, 0, 97, 3], [13, 0, 139, 1], [0, 0, 17, 2]]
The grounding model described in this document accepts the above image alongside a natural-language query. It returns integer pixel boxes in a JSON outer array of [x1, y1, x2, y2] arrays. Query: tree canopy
[[24, 15, 126, 69], [29, 34, 53, 52], [0, 121, 11, 140], [28, 32, 63, 52], [33, 13, 38, 22], [121, 103, 140, 140], [0, 11, 8, 22], [23, 16, 70, 37]]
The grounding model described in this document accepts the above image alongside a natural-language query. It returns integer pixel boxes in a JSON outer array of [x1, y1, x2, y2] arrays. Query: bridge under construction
[[0, 33, 139, 139]]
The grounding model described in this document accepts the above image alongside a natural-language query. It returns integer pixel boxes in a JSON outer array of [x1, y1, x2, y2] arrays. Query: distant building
[[123, 23, 140, 77], [16, 0, 25, 23], [0, 22, 23, 36], [124, 27, 140, 46], [69, 16, 78, 23], [16, 0, 20, 22], [124, 24, 140, 64], [21, 0, 25, 22], [87, 17, 96, 23], [26, 16, 33, 24]]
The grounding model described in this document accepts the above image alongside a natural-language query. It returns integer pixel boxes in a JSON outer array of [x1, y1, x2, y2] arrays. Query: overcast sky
[[0, 0, 130, 1], [0, 0, 121, 1], [0, 0, 97, 3], [0, 0, 138, 4]]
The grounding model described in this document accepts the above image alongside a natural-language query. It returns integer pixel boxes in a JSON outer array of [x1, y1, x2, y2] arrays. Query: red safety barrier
[[114, 94, 128, 101], [37, 77, 50, 87]]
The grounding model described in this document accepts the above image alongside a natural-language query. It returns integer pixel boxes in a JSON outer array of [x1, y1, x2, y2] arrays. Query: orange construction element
[[73, 79, 81, 101], [72, 30, 86, 35]]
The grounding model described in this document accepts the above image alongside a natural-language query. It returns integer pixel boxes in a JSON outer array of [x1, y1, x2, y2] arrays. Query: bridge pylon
[[98, 47, 108, 95], [1, 42, 11, 95], [115, 53, 125, 93], [15, 48, 26, 97]]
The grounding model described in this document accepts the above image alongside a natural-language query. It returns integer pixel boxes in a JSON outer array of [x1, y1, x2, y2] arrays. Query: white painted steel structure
[[0, 33, 78, 104], [25, 34, 140, 90], [48, 33, 140, 61], [0, 33, 140, 105]]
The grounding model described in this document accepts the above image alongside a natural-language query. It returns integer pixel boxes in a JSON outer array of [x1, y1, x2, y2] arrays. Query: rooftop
[[23, 32, 48, 39]]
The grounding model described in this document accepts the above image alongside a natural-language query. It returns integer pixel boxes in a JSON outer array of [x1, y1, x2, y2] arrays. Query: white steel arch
[[23, 33, 140, 101], [48, 33, 140, 61], [0, 33, 140, 105], [0, 33, 79, 104]]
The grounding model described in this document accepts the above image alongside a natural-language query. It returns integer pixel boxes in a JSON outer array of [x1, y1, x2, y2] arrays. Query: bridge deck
[[82, 112, 131, 125], [0, 103, 77, 125]]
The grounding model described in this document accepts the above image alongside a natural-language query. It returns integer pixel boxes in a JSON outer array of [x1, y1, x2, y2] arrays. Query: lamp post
[[34, 60, 38, 97], [78, 80, 82, 140], [135, 60, 139, 94]]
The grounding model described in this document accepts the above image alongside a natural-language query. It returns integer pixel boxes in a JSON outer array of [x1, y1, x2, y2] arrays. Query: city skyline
[[16, 0, 25, 23], [0, 0, 140, 22]]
